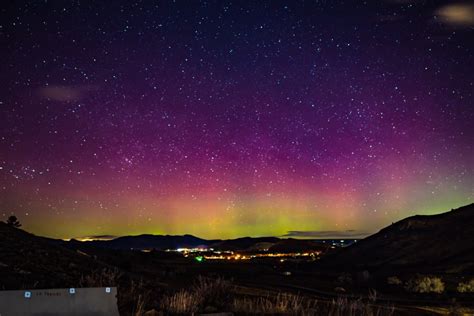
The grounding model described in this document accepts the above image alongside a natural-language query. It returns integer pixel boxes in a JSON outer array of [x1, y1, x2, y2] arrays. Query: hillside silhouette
[[321, 203, 474, 274], [0, 222, 107, 289]]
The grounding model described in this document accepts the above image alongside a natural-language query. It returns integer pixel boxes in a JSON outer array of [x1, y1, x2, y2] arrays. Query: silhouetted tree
[[6, 215, 21, 228]]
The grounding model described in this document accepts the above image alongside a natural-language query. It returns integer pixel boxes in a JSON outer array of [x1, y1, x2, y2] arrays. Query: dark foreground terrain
[[1, 204, 474, 315]]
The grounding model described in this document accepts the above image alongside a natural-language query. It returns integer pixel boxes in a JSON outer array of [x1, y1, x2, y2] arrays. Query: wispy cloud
[[37, 85, 98, 102], [435, 3, 474, 27], [283, 230, 370, 239]]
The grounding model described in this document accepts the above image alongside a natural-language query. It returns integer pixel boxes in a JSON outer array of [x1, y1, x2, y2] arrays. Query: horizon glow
[[1, 1, 473, 240]]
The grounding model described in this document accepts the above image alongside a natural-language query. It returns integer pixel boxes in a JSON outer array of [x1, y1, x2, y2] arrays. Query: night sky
[[1, 1, 473, 240]]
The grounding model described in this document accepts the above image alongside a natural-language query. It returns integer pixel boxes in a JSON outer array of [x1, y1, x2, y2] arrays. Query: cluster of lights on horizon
[[165, 247, 324, 262]]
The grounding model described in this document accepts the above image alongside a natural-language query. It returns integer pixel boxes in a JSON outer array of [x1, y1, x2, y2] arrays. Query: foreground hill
[[0, 222, 107, 289], [322, 203, 474, 274]]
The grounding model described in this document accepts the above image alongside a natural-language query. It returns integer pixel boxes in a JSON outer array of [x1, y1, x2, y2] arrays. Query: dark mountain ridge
[[76, 233, 211, 250], [321, 203, 474, 274], [70, 234, 333, 252]]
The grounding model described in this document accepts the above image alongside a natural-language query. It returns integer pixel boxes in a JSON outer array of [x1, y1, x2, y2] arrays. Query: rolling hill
[[321, 203, 474, 273], [0, 222, 108, 290]]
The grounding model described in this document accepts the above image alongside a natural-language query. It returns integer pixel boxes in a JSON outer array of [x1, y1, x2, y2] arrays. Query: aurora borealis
[[1, 1, 473, 240]]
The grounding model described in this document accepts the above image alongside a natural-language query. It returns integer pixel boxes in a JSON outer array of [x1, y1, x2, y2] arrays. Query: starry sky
[[1, 1, 473, 240]]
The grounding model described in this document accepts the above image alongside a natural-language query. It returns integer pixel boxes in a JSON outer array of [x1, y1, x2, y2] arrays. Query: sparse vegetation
[[232, 292, 394, 315], [337, 272, 353, 285], [160, 289, 200, 314], [387, 276, 402, 285], [79, 268, 153, 315], [157, 276, 395, 316], [160, 276, 232, 313], [79, 268, 122, 287], [193, 275, 233, 309], [326, 297, 394, 316], [405, 276, 445, 293], [457, 279, 474, 293], [132, 294, 147, 316], [233, 293, 317, 314]]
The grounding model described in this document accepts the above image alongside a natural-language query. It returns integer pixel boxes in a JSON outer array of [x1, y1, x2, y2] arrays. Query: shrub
[[387, 276, 402, 285], [405, 276, 445, 293], [457, 279, 474, 293]]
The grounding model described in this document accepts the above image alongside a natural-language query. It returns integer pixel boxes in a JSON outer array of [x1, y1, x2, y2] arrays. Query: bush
[[387, 276, 402, 285], [405, 276, 445, 293], [457, 279, 474, 293]]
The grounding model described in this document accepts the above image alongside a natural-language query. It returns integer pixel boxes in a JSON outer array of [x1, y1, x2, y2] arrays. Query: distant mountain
[[321, 203, 474, 273], [73, 234, 339, 253], [69, 234, 338, 252], [0, 222, 106, 289], [76, 234, 211, 250]]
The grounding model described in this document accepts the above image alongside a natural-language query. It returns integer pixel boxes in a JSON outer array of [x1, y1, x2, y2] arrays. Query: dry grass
[[193, 276, 233, 309], [129, 280, 151, 316], [79, 269, 153, 316], [160, 289, 200, 314], [132, 293, 147, 316], [160, 276, 232, 313], [326, 297, 394, 316], [233, 293, 394, 316], [158, 277, 394, 316], [233, 293, 318, 314], [79, 267, 122, 287]]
